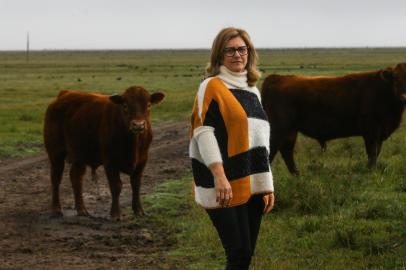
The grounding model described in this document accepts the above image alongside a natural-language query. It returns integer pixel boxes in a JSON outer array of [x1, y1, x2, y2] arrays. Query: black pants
[[206, 194, 264, 270]]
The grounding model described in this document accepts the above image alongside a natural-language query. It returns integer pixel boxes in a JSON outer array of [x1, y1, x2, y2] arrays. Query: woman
[[189, 27, 275, 270]]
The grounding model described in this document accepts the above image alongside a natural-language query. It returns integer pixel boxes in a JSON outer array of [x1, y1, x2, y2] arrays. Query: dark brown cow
[[261, 63, 406, 175], [44, 86, 164, 220]]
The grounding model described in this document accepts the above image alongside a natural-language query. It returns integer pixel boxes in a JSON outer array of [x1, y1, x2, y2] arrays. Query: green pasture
[[1, 48, 405, 157], [0, 50, 210, 156], [141, 128, 406, 269], [1, 49, 406, 269]]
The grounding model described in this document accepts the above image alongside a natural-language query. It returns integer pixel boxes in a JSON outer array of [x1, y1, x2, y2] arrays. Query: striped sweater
[[189, 66, 274, 209]]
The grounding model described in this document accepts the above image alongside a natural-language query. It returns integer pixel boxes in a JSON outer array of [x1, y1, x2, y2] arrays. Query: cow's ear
[[109, 94, 124, 104], [380, 68, 393, 82], [150, 92, 165, 105]]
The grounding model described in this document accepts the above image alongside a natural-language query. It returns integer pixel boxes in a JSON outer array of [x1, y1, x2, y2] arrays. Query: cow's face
[[382, 63, 406, 102], [109, 86, 165, 134]]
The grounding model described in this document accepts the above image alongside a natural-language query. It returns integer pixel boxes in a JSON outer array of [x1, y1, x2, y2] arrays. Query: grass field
[[1, 48, 406, 269], [1, 48, 405, 157]]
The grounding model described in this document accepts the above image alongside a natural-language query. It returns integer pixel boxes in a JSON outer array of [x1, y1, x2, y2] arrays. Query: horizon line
[[1, 46, 406, 52]]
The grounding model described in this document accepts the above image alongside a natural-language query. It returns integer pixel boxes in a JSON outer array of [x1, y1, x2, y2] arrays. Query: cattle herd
[[43, 62, 406, 219]]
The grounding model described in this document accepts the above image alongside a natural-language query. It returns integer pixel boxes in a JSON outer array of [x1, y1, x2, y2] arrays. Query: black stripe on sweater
[[229, 89, 268, 121], [192, 146, 270, 188], [203, 100, 229, 161]]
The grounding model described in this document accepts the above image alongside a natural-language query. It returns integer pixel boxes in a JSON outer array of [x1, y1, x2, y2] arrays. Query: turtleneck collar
[[217, 65, 248, 89]]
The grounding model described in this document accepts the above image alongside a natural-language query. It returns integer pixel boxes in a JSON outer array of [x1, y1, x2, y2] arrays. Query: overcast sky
[[1, 0, 406, 50]]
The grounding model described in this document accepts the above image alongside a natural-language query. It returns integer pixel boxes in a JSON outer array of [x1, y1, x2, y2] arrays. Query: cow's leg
[[280, 131, 299, 175], [50, 152, 65, 217], [104, 167, 122, 221], [363, 137, 380, 168], [269, 130, 281, 163], [70, 162, 89, 216], [269, 126, 290, 164], [130, 161, 147, 216]]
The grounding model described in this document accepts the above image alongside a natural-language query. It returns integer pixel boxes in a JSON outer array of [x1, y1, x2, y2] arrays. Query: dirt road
[[0, 121, 191, 270]]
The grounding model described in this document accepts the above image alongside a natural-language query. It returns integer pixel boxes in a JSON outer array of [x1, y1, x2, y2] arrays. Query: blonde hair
[[206, 27, 260, 87]]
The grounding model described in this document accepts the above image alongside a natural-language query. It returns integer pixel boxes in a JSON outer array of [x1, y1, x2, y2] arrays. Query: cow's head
[[381, 63, 406, 102], [109, 86, 165, 134]]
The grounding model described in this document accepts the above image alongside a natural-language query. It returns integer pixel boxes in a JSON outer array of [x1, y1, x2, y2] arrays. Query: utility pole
[[26, 32, 30, 63]]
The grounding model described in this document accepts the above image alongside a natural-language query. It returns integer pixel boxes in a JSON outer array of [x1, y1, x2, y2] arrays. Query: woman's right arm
[[194, 127, 232, 207], [192, 78, 232, 207]]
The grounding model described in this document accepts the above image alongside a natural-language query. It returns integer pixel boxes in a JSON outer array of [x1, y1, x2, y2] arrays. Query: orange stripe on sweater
[[190, 96, 201, 138], [199, 78, 249, 156], [229, 177, 251, 206]]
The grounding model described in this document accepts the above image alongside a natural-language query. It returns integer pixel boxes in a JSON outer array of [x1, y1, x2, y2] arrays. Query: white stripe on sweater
[[197, 77, 212, 120], [192, 126, 223, 166], [194, 186, 220, 208], [250, 171, 274, 193], [248, 118, 270, 153]]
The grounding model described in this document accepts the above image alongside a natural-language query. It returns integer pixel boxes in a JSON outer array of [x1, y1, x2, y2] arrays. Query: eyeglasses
[[223, 46, 249, 57]]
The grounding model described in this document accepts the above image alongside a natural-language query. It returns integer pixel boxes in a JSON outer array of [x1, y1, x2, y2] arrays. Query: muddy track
[[0, 121, 191, 270]]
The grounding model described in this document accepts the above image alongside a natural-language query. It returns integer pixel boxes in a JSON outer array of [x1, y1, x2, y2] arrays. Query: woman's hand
[[214, 174, 233, 207], [209, 163, 233, 207], [263, 192, 275, 214]]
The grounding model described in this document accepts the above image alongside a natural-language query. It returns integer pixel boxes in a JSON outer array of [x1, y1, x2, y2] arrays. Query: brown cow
[[261, 63, 406, 175], [44, 86, 164, 220]]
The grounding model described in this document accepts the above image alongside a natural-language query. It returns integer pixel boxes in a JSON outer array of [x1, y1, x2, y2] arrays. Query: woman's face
[[222, 36, 248, 73]]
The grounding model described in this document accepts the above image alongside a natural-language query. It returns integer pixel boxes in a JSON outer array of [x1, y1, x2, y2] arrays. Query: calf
[[44, 86, 164, 220], [261, 63, 406, 175]]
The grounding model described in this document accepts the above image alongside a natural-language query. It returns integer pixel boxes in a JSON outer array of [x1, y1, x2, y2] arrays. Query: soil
[[0, 121, 191, 270]]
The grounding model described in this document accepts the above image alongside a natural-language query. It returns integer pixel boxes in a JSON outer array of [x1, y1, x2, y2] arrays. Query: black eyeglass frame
[[223, 46, 249, 57]]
